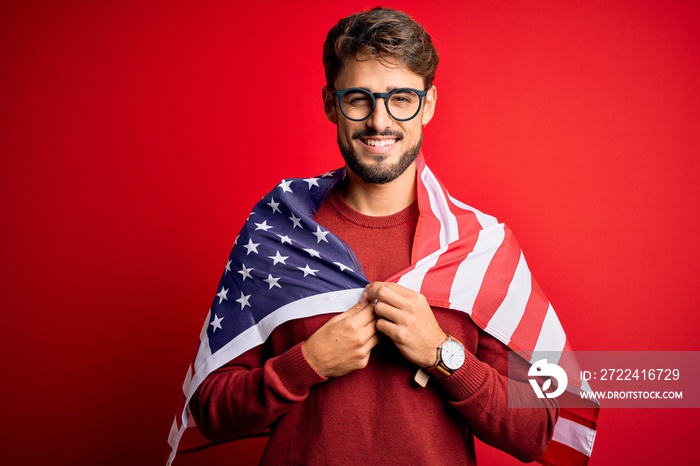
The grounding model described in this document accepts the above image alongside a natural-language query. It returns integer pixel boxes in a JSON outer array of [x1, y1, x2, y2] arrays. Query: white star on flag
[[244, 239, 260, 255], [333, 262, 353, 272], [312, 225, 330, 243], [278, 179, 293, 193], [277, 234, 293, 245], [269, 251, 289, 266], [289, 214, 303, 229], [267, 197, 281, 214], [303, 248, 321, 258], [224, 260, 232, 273], [255, 220, 273, 231], [303, 177, 320, 189], [263, 274, 282, 289], [297, 264, 319, 277], [237, 264, 254, 281], [235, 291, 251, 310], [216, 286, 229, 303], [209, 313, 224, 332]]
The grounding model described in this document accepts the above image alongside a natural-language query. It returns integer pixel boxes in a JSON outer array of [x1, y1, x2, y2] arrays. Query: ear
[[322, 86, 338, 124], [421, 85, 437, 126]]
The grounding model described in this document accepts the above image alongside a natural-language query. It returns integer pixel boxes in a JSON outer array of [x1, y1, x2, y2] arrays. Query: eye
[[343, 91, 372, 106], [349, 96, 371, 104], [389, 91, 417, 105]]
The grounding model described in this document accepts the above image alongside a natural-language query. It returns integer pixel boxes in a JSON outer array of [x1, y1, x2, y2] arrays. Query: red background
[[2, 1, 699, 464]]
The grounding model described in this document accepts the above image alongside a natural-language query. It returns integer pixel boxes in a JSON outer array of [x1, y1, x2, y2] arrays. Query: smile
[[361, 138, 398, 147]]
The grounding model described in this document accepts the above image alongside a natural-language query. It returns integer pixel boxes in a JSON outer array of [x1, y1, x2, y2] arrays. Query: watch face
[[441, 339, 465, 371]]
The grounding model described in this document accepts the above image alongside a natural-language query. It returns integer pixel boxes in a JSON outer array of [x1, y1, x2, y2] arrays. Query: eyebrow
[[355, 86, 404, 93]]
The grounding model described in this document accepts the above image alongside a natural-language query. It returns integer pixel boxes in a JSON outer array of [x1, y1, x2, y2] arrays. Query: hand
[[365, 282, 447, 368], [302, 292, 381, 378]]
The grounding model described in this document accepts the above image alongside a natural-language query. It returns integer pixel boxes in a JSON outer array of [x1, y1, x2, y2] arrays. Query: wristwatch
[[427, 335, 465, 377]]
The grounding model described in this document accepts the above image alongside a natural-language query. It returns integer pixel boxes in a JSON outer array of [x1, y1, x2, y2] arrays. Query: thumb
[[358, 291, 371, 307], [346, 291, 370, 315]]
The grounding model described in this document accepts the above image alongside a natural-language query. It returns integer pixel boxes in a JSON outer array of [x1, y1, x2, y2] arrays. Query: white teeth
[[365, 139, 397, 147]]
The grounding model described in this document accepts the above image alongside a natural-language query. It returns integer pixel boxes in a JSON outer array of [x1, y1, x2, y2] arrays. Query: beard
[[338, 130, 423, 184]]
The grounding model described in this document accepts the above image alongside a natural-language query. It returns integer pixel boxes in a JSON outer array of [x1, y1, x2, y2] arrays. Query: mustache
[[352, 130, 404, 140]]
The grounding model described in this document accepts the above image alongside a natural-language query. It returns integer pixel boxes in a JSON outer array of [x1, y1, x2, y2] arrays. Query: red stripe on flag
[[538, 440, 591, 466], [558, 404, 600, 431], [419, 235, 480, 303], [412, 205, 442, 262], [444, 187, 483, 236], [411, 155, 443, 261], [453, 207, 480, 237], [470, 227, 521, 325], [508, 276, 550, 353]]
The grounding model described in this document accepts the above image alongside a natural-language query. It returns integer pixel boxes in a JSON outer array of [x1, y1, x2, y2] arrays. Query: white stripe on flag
[[484, 251, 532, 343], [194, 309, 213, 370], [533, 304, 567, 358], [182, 365, 193, 399], [448, 223, 506, 313], [167, 418, 182, 452], [448, 194, 498, 230], [552, 417, 596, 457], [397, 252, 440, 292], [422, 166, 458, 246]]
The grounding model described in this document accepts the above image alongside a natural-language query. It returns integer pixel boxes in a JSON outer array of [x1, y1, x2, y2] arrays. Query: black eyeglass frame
[[332, 87, 428, 122]]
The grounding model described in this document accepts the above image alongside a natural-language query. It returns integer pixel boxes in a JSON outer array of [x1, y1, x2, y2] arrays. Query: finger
[[362, 333, 382, 350], [377, 317, 414, 348], [375, 317, 401, 341], [375, 287, 412, 314], [351, 302, 379, 327], [366, 282, 414, 300], [343, 292, 372, 317], [357, 290, 371, 307], [366, 282, 412, 309], [373, 300, 403, 324], [354, 317, 378, 343]]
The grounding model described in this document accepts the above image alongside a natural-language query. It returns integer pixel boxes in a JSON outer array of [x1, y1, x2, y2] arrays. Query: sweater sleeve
[[189, 342, 327, 441], [438, 329, 559, 463]]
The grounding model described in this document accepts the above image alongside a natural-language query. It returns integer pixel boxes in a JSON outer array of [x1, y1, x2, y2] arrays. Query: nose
[[366, 98, 393, 131]]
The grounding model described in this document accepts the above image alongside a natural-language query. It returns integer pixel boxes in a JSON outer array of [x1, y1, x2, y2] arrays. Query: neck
[[340, 163, 417, 216]]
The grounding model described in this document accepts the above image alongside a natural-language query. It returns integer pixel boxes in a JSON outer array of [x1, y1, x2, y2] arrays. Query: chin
[[339, 134, 422, 185]]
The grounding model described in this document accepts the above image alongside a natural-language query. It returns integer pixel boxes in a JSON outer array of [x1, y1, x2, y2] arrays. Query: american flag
[[166, 154, 598, 466]]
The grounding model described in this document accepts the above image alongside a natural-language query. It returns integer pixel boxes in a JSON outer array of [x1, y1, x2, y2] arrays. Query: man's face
[[323, 58, 436, 184]]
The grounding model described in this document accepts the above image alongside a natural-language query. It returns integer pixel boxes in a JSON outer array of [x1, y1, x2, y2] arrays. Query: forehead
[[335, 57, 424, 91]]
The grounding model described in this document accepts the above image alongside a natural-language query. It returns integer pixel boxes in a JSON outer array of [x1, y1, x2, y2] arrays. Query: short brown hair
[[323, 7, 439, 89]]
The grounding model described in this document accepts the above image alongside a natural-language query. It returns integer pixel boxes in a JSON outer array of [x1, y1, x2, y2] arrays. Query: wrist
[[424, 330, 449, 368], [301, 339, 323, 375]]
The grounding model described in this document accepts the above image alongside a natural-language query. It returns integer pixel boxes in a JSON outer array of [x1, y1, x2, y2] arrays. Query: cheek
[[400, 123, 420, 138], [338, 123, 360, 141], [337, 126, 349, 143]]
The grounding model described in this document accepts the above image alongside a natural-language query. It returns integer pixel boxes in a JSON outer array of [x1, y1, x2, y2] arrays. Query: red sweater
[[190, 189, 558, 465]]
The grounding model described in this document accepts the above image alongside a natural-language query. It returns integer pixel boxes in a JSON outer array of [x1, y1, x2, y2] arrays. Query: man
[[169, 7, 596, 466]]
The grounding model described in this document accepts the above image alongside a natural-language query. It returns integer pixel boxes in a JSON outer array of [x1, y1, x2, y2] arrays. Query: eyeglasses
[[332, 87, 428, 122]]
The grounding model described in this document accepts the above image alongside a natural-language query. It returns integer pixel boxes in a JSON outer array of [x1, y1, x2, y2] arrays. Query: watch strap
[[427, 362, 453, 378]]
